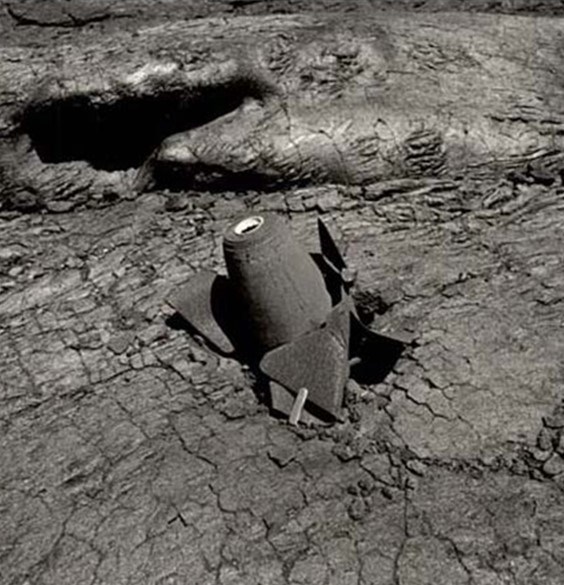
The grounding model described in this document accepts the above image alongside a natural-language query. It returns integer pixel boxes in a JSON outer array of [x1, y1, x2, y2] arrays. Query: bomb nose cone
[[223, 214, 332, 353]]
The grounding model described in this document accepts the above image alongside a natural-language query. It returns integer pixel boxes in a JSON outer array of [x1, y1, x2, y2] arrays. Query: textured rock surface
[[2, 2, 564, 584], [3, 8, 564, 209], [2, 181, 564, 583]]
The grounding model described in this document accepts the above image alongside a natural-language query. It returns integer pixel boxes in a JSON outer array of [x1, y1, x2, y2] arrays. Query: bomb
[[169, 213, 408, 423]]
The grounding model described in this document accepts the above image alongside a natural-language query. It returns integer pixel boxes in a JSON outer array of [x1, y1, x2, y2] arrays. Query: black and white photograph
[[1, 1, 564, 583]]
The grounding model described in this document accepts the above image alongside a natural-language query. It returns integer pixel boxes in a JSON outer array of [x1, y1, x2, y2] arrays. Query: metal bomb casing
[[222, 214, 332, 353], [168, 211, 407, 423]]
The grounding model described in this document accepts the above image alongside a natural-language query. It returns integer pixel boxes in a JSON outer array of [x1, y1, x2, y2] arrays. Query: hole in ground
[[353, 289, 391, 324], [21, 80, 260, 171]]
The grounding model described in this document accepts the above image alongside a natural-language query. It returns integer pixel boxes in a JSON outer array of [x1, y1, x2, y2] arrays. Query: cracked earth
[[1, 1, 564, 584], [2, 179, 564, 584]]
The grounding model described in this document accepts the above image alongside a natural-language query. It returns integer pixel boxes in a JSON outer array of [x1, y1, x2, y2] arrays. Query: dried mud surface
[[3, 0, 564, 46], [1, 2, 564, 585], [3, 0, 564, 31], [2, 181, 564, 584]]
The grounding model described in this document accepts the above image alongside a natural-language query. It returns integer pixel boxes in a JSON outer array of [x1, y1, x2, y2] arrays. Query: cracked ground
[[2, 1, 564, 584], [2, 180, 564, 584]]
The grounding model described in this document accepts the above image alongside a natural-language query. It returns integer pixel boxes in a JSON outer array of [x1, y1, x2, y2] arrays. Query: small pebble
[[107, 332, 133, 355], [358, 476, 375, 495], [333, 444, 358, 462], [45, 200, 76, 213], [348, 497, 367, 521], [544, 409, 564, 429], [286, 195, 305, 212], [530, 447, 552, 463], [8, 266, 23, 277], [268, 444, 296, 468], [137, 324, 168, 346], [542, 454, 564, 477], [406, 459, 426, 476], [316, 191, 340, 212], [537, 426, 557, 450]]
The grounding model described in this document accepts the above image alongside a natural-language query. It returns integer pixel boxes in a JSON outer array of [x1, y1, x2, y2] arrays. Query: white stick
[[289, 387, 308, 426]]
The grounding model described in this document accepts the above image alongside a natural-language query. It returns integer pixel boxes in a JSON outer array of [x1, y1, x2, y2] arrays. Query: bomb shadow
[[166, 293, 405, 418]]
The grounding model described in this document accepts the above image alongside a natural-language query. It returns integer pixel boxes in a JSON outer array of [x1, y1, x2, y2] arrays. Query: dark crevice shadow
[[253, 372, 275, 411], [147, 160, 305, 194], [349, 317, 405, 385], [21, 79, 264, 171]]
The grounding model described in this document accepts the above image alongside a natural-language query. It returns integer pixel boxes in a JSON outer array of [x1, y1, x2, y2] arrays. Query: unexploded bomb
[[169, 213, 408, 424]]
